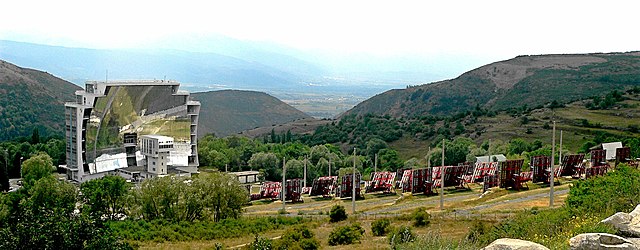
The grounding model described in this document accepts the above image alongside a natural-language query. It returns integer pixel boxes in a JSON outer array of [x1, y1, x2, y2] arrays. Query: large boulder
[[482, 238, 549, 250], [602, 204, 640, 237], [569, 233, 637, 250]]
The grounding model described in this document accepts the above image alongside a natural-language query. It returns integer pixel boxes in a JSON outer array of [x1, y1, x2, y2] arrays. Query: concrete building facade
[[64, 80, 200, 183]]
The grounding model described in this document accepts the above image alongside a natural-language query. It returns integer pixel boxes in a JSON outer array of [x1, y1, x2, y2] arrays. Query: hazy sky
[[1, 0, 639, 58]]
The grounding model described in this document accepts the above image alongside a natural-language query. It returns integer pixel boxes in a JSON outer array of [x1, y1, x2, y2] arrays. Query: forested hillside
[[0, 60, 80, 141]]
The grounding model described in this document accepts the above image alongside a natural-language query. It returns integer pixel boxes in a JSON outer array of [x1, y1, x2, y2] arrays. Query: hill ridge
[[345, 51, 640, 118]]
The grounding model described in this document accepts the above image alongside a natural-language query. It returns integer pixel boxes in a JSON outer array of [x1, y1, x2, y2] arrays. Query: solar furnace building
[[64, 80, 200, 182]]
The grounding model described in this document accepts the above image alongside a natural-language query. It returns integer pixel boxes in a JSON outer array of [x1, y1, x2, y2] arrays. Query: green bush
[[249, 235, 272, 250], [329, 205, 347, 223], [411, 208, 430, 227], [466, 220, 490, 243], [327, 223, 365, 246], [108, 216, 307, 242], [400, 232, 478, 250], [388, 225, 415, 247], [371, 218, 391, 236], [567, 164, 640, 215], [273, 225, 319, 250]]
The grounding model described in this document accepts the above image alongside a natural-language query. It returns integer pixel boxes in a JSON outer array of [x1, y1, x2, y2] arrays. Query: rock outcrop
[[482, 238, 550, 250], [569, 233, 637, 250], [602, 204, 640, 237]]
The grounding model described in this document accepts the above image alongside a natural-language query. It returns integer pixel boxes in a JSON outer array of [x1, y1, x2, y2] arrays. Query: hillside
[[389, 90, 640, 160], [0, 60, 81, 140], [346, 52, 640, 117], [191, 90, 312, 137]]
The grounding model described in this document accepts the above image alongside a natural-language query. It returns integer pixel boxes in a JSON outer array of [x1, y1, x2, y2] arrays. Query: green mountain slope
[[191, 90, 312, 137], [346, 52, 640, 117], [0, 60, 81, 140]]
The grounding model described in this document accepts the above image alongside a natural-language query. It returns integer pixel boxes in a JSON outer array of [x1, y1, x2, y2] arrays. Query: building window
[[152, 168, 155, 171]]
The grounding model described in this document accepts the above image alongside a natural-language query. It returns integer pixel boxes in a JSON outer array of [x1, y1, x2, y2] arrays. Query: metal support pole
[[559, 130, 563, 165], [374, 153, 378, 175], [352, 148, 357, 214], [550, 121, 556, 208], [303, 156, 307, 187], [440, 139, 445, 210], [329, 159, 331, 177], [282, 157, 286, 212], [427, 147, 431, 168]]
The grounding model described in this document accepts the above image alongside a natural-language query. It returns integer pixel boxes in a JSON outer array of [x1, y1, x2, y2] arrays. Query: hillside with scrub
[[345, 52, 640, 118]]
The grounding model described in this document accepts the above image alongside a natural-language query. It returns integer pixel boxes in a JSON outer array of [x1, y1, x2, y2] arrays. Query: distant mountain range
[[0, 39, 311, 90], [0, 60, 311, 141], [0, 39, 465, 93], [346, 52, 640, 117]]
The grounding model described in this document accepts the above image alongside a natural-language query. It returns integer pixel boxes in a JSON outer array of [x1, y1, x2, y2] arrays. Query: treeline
[[0, 129, 65, 191], [0, 152, 255, 248], [0, 153, 131, 249], [198, 134, 394, 182], [198, 133, 603, 182]]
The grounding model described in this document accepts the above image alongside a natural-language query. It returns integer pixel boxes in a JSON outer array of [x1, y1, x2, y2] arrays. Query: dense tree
[[0, 150, 9, 192], [135, 176, 202, 222], [0, 169, 131, 249], [378, 148, 403, 171], [508, 138, 531, 155], [284, 159, 304, 179], [134, 172, 248, 223], [20, 152, 55, 188], [249, 152, 280, 181], [365, 138, 388, 160], [194, 172, 248, 222], [429, 138, 474, 166], [80, 175, 131, 221]]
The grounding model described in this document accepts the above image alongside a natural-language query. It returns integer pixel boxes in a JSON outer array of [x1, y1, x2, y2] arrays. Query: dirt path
[[457, 188, 569, 214]]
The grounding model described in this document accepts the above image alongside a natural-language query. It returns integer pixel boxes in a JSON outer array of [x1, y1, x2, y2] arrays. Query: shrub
[[402, 232, 478, 250], [567, 164, 640, 215], [249, 235, 272, 250], [466, 220, 490, 243], [412, 208, 430, 227], [329, 205, 347, 223], [388, 225, 415, 247], [327, 223, 365, 246], [371, 218, 391, 236], [273, 225, 320, 250]]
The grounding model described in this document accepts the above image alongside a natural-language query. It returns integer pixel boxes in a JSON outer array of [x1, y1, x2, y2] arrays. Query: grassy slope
[[390, 92, 640, 160], [346, 52, 640, 118]]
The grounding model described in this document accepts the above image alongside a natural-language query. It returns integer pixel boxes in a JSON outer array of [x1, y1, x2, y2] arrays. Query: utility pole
[[550, 121, 556, 208], [282, 157, 286, 212], [427, 147, 431, 168], [303, 156, 307, 187], [352, 147, 357, 214], [559, 130, 563, 165], [225, 164, 228, 172], [440, 139, 445, 210], [328, 158, 331, 177], [374, 153, 378, 175]]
